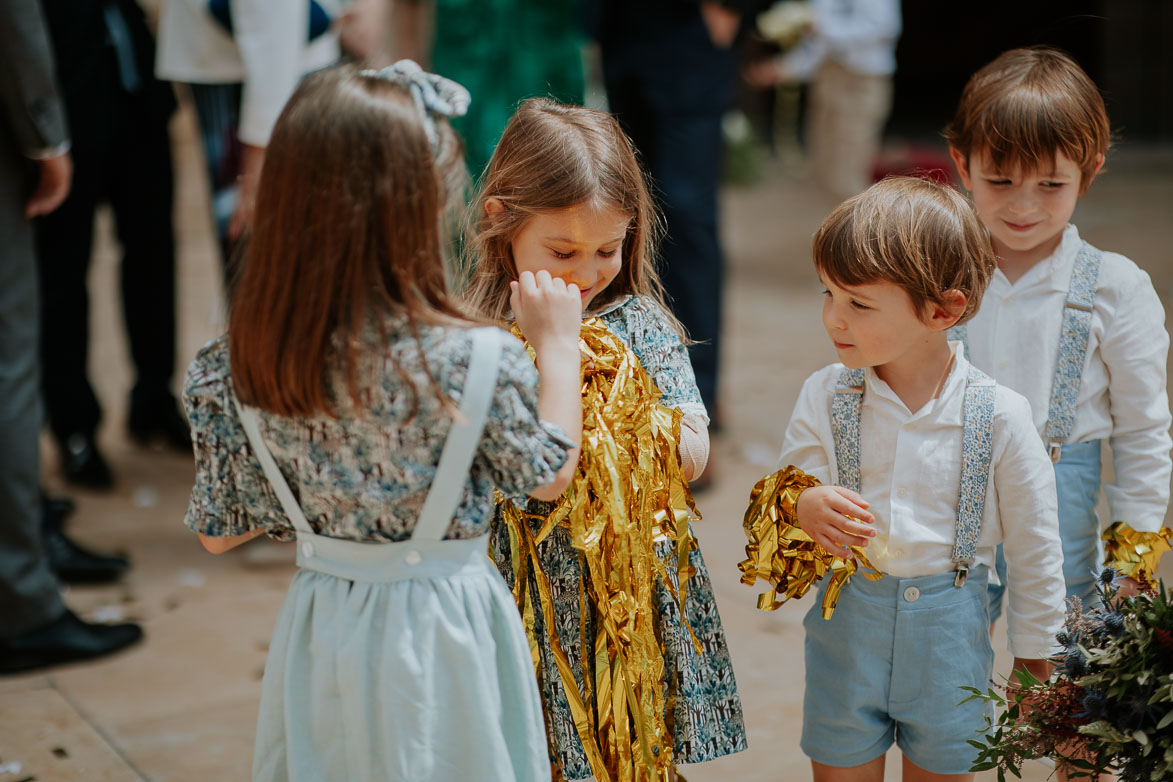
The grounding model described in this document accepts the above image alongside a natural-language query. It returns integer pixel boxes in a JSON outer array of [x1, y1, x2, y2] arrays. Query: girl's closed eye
[[598, 248, 619, 258], [550, 248, 575, 260], [850, 300, 871, 310]]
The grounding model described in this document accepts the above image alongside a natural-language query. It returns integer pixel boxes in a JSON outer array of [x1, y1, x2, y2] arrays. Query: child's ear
[[1080, 153, 1106, 194], [484, 197, 506, 223], [949, 147, 973, 190], [927, 289, 967, 332]]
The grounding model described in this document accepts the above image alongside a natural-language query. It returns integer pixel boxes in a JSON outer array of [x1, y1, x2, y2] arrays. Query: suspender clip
[[954, 565, 969, 588], [1048, 441, 1063, 463]]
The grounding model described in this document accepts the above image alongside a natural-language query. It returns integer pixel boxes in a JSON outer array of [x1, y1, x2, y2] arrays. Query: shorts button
[[404, 550, 422, 566], [903, 586, 920, 602], [301, 542, 314, 558], [896, 487, 908, 499]]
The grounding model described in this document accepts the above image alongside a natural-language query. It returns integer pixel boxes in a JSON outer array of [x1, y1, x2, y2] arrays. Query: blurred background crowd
[[2, 0, 1171, 713]]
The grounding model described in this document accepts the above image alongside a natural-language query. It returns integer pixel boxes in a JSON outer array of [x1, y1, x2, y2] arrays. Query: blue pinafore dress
[[238, 329, 551, 782]]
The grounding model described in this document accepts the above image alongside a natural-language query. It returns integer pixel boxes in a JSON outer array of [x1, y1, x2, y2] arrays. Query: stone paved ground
[[1, 96, 1170, 781]]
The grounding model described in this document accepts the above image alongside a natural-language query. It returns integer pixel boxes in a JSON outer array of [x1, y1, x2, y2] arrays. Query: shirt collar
[[992, 223, 1082, 293], [862, 340, 970, 423], [585, 294, 633, 319]]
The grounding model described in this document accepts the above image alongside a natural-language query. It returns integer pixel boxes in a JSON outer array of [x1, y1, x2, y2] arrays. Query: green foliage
[[967, 576, 1173, 781]]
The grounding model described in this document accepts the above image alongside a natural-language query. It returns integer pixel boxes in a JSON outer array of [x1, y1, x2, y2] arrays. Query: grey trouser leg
[[0, 146, 65, 635]]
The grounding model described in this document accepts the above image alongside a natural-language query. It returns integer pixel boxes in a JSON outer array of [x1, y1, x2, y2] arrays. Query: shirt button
[[892, 549, 904, 558], [903, 586, 920, 602], [404, 550, 422, 566], [300, 542, 314, 558], [1003, 296, 1013, 305], [896, 487, 908, 499], [998, 360, 1009, 370]]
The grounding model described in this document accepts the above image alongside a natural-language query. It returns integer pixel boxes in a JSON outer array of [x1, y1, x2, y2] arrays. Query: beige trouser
[[807, 59, 894, 204]]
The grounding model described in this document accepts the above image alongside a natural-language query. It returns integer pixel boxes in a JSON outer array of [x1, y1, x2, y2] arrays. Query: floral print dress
[[489, 295, 747, 780]]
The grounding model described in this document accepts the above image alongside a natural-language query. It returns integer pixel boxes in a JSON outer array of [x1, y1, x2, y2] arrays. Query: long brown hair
[[229, 64, 472, 417], [462, 98, 682, 335]]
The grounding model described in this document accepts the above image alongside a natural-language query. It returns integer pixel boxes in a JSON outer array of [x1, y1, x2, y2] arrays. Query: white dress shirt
[[781, 0, 902, 80], [779, 345, 1066, 659], [965, 224, 1172, 534], [155, 0, 341, 146]]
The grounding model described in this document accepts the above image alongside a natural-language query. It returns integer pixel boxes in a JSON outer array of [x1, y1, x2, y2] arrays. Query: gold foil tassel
[[738, 466, 881, 619], [498, 318, 700, 782], [1102, 521, 1172, 580]]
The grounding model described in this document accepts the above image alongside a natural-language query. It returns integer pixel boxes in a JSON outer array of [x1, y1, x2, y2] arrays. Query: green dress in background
[[431, 0, 585, 180]]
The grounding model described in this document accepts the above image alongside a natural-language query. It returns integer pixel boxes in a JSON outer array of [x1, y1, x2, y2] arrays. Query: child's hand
[[510, 270, 581, 354], [1112, 575, 1145, 602], [795, 485, 876, 555]]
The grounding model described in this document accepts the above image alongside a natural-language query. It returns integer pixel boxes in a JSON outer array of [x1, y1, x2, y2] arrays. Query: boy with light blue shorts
[[769, 177, 1067, 780], [947, 47, 1173, 616]]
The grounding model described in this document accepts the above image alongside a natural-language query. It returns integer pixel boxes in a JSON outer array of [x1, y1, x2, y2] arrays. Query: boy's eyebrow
[[543, 234, 626, 245], [821, 278, 879, 302]]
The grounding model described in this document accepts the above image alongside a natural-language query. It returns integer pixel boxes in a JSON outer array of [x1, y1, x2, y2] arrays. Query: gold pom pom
[[739, 466, 881, 619]]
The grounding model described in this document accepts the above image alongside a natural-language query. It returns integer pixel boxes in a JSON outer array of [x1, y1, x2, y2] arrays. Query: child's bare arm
[[198, 527, 265, 554], [511, 270, 583, 501], [1009, 657, 1052, 687], [795, 485, 875, 554]]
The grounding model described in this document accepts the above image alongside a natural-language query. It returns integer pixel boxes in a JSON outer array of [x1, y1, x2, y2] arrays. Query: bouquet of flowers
[[756, 1, 814, 49], [963, 569, 1173, 781]]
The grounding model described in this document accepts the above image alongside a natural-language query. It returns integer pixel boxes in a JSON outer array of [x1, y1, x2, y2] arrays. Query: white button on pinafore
[[404, 550, 422, 566], [301, 542, 315, 558], [903, 586, 920, 603]]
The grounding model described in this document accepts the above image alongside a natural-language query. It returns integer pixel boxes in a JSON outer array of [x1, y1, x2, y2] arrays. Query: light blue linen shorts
[[801, 566, 995, 774]]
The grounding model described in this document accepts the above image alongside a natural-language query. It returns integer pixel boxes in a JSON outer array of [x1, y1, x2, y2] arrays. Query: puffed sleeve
[[474, 335, 576, 501], [182, 339, 296, 541], [614, 296, 708, 421]]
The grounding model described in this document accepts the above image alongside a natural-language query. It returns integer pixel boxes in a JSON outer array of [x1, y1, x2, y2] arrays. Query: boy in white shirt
[[947, 46, 1173, 618], [743, 177, 1066, 781]]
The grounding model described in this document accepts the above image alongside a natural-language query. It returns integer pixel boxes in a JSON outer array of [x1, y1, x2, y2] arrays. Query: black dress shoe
[[128, 400, 191, 452], [0, 611, 142, 675], [42, 492, 76, 525], [61, 433, 114, 490], [42, 523, 129, 584]]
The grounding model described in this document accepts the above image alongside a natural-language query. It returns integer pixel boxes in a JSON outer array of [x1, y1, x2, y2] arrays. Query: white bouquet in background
[[756, 1, 814, 50]]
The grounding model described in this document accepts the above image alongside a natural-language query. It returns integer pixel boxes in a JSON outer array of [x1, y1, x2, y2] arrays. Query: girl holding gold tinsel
[[464, 99, 747, 782]]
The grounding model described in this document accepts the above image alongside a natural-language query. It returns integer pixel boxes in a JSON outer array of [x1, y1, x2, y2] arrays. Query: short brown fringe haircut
[[813, 177, 996, 326], [462, 98, 682, 336], [229, 64, 473, 418], [945, 46, 1110, 190]]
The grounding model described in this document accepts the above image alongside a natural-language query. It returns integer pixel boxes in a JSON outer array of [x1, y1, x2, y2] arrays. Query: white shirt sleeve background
[[965, 224, 1173, 534]]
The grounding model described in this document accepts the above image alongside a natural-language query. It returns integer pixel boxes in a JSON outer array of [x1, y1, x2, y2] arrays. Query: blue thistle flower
[[1062, 653, 1088, 678], [1076, 688, 1108, 722], [1103, 612, 1125, 636]]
